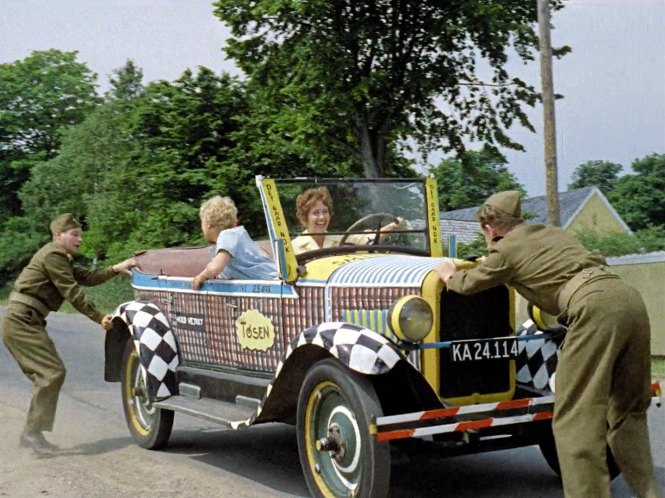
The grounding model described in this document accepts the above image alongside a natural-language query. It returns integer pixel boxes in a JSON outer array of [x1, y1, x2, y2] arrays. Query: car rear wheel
[[539, 422, 620, 480], [121, 340, 174, 449], [297, 359, 390, 498]]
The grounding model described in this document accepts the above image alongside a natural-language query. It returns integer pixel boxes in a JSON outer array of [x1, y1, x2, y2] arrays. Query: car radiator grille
[[438, 285, 512, 399]]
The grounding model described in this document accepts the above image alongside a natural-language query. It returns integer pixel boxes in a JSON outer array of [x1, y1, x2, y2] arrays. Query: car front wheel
[[121, 340, 174, 449], [296, 359, 390, 498]]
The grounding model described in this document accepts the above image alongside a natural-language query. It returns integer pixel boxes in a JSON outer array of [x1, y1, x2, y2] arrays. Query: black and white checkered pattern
[[114, 301, 180, 400], [515, 319, 561, 391], [292, 322, 404, 374]]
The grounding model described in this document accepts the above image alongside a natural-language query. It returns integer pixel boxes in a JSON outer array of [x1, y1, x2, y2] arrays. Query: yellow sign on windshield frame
[[256, 176, 298, 283], [425, 177, 443, 257]]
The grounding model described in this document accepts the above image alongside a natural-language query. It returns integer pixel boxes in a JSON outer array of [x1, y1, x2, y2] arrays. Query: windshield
[[275, 178, 431, 255]]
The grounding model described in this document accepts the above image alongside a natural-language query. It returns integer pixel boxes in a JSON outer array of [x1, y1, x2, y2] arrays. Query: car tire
[[539, 422, 620, 480], [121, 339, 174, 449], [296, 359, 390, 498]]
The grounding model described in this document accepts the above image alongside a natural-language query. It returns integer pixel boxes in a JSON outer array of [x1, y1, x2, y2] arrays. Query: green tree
[[568, 160, 622, 195], [1, 103, 138, 273], [117, 68, 251, 246], [224, 84, 374, 183], [214, 0, 564, 178], [430, 148, 525, 211], [106, 59, 145, 103], [609, 153, 665, 231], [2, 61, 149, 269], [0, 50, 100, 219], [4, 66, 252, 270]]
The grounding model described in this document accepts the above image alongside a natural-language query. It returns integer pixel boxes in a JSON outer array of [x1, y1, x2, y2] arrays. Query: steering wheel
[[339, 212, 399, 246]]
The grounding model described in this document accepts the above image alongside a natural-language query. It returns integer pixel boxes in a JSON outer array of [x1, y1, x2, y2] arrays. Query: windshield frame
[[255, 176, 442, 281]]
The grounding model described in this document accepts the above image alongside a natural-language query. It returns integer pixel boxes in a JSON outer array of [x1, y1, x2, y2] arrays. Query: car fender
[[290, 321, 405, 375], [255, 321, 441, 424], [105, 300, 180, 400]]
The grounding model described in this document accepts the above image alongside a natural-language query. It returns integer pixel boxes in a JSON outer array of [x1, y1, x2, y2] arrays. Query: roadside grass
[[652, 357, 665, 380], [57, 276, 135, 314], [0, 276, 134, 314]]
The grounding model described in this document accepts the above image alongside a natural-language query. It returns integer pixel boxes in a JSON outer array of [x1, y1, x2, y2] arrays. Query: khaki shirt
[[12, 242, 116, 323], [445, 223, 606, 316]]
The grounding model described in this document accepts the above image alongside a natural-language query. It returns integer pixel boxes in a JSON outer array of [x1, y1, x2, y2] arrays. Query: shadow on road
[[154, 421, 665, 498], [31, 436, 134, 460], [166, 423, 308, 497]]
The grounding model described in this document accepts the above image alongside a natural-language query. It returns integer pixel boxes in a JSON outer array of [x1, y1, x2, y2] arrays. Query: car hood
[[307, 254, 449, 288]]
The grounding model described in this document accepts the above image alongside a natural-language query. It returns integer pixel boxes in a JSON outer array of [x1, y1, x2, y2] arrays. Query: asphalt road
[[1, 308, 663, 497]]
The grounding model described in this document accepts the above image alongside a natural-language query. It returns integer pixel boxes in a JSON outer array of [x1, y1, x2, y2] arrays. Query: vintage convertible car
[[104, 176, 627, 497]]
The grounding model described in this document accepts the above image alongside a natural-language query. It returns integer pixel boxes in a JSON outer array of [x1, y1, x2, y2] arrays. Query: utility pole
[[537, 0, 561, 226]]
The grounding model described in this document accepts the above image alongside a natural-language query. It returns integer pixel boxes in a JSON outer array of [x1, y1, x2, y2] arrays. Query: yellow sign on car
[[236, 310, 276, 351]]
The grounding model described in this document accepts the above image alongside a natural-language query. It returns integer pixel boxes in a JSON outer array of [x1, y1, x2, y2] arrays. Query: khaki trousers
[[553, 278, 662, 498], [2, 302, 66, 433]]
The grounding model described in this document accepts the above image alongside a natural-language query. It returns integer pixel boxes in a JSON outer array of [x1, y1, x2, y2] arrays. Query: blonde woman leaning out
[[192, 196, 278, 289]]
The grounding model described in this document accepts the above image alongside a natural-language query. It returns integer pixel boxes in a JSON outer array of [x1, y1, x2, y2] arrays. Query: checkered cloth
[[515, 319, 561, 391], [114, 301, 180, 399], [293, 322, 404, 374]]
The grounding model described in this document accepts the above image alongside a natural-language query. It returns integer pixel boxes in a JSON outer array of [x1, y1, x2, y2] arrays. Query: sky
[[1, 0, 664, 196]]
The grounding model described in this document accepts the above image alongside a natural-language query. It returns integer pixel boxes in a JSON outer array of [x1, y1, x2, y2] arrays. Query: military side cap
[[484, 191, 521, 217], [50, 213, 82, 235]]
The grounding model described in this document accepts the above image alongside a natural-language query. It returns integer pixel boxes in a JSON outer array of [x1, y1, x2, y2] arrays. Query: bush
[[575, 226, 665, 257]]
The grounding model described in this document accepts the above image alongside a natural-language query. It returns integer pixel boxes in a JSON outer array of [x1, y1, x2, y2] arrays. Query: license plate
[[450, 338, 519, 362]]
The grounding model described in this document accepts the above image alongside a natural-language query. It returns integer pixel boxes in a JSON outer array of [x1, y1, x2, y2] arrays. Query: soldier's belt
[[557, 266, 619, 311], [9, 291, 51, 317]]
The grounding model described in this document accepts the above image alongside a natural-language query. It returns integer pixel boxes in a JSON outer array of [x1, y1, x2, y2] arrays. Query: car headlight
[[388, 296, 433, 342]]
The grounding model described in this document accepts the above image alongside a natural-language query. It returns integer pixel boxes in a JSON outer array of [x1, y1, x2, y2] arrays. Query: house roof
[[439, 219, 483, 244], [439, 186, 631, 243]]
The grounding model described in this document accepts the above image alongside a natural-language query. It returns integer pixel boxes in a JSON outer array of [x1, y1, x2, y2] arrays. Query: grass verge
[[652, 357, 665, 380]]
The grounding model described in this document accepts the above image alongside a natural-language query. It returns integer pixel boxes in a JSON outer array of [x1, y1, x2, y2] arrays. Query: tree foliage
[[0, 49, 100, 219], [454, 234, 489, 260], [568, 159, 622, 195], [106, 59, 145, 103], [214, 0, 563, 178], [1, 63, 252, 273], [430, 147, 525, 211], [608, 153, 665, 231], [116, 68, 253, 250], [3, 46, 664, 294]]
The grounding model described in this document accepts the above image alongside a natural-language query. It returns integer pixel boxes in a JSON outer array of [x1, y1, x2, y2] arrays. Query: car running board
[[154, 395, 257, 428]]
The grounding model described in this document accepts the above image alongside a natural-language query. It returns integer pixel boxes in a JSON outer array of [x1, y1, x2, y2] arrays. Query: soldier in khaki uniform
[[2, 213, 138, 452], [436, 192, 661, 498]]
